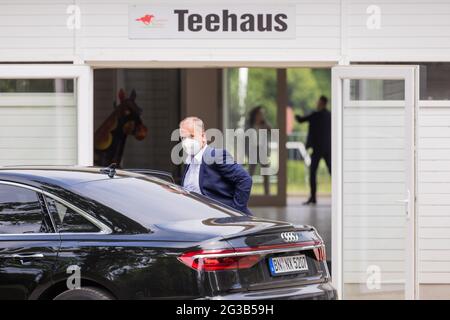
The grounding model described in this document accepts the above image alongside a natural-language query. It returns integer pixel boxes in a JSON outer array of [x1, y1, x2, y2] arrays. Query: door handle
[[11, 253, 44, 259], [1, 253, 45, 259], [0, 253, 45, 265], [397, 190, 411, 220]]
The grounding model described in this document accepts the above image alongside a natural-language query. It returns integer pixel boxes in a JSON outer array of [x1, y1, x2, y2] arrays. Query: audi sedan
[[0, 166, 336, 300]]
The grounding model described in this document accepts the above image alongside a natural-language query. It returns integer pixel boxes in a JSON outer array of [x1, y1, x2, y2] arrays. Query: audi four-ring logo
[[280, 232, 299, 242]]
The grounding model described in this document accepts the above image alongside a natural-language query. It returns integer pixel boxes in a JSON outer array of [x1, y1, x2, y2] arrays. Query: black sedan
[[0, 166, 336, 300]]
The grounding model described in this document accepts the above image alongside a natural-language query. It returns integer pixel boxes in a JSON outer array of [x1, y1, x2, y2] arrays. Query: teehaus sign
[[129, 5, 296, 39]]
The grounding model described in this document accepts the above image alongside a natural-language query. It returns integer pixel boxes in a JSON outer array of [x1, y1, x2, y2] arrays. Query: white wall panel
[[347, 1, 450, 61], [418, 104, 450, 284], [342, 102, 407, 286], [345, 249, 405, 261], [0, 93, 77, 165], [0, 1, 74, 61], [0, 0, 342, 62], [2, 1, 450, 62]]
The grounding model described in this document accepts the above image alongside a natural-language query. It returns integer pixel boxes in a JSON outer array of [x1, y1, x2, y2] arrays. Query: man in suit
[[295, 95, 331, 205], [179, 116, 253, 215]]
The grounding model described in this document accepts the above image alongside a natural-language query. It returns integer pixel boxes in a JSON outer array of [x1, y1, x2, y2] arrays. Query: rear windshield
[[72, 177, 243, 226]]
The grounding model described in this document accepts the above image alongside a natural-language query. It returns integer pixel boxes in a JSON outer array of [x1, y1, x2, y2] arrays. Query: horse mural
[[94, 89, 148, 167]]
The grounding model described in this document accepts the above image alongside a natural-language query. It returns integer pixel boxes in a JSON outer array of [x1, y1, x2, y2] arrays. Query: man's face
[[180, 121, 205, 147], [317, 99, 326, 110]]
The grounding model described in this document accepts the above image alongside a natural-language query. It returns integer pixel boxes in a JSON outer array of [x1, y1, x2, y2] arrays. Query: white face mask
[[182, 138, 201, 156]]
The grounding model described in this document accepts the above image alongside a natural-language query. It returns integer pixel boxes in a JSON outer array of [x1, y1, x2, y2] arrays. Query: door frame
[[0, 64, 93, 166], [331, 65, 419, 299]]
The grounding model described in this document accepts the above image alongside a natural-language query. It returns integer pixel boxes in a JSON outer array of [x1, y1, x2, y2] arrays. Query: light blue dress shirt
[[183, 145, 207, 194]]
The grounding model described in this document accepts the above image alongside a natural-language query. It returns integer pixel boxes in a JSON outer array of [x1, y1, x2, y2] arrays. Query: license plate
[[268, 254, 308, 276]]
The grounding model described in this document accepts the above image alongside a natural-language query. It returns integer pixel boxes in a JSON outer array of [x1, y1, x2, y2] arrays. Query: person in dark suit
[[179, 116, 253, 215], [295, 95, 331, 205]]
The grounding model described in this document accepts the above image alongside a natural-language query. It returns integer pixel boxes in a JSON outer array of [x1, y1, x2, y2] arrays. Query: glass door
[[223, 68, 287, 206], [332, 66, 418, 299]]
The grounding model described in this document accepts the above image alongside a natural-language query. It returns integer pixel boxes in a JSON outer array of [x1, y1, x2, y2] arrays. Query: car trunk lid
[[222, 225, 328, 292], [176, 219, 329, 295]]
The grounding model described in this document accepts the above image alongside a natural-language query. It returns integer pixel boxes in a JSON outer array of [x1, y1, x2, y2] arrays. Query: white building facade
[[2, 0, 450, 299]]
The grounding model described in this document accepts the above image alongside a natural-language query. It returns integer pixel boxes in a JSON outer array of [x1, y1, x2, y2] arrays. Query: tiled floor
[[250, 196, 332, 261]]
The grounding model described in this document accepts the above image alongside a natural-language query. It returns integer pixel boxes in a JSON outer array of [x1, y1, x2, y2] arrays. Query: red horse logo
[[136, 14, 155, 25]]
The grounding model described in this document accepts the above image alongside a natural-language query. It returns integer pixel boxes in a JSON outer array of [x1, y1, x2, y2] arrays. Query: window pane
[[0, 185, 49, 234], [45, 197, 99, 233], [419, 63, 450, 100], [0, 78, 77, 166], [74, 177, 242, 227], [287, 68, 332, 196], [0, 79, 73, 93], [352, 62, 450, 100], [224, 68, 278, 196], [350, 79, 405, 100]]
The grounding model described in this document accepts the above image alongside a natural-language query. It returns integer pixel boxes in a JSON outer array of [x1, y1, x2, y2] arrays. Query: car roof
[[0, 166, 141, 189]]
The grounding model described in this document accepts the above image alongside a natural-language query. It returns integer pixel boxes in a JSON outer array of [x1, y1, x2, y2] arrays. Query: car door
[[42, 195, 116, 294], [0, 182, 60, 300]]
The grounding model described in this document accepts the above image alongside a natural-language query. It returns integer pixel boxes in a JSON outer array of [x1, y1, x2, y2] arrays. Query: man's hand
[[296, 113, 312, 123]]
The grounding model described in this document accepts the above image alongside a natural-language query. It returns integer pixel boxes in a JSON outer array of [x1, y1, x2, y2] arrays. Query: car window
[[73, 177, 243, 227], [44, 196, 100, 233], [0, 184, 51, 234]]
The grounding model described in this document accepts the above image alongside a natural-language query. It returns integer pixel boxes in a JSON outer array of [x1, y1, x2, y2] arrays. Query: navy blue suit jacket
[[181, 146, 253, 215]]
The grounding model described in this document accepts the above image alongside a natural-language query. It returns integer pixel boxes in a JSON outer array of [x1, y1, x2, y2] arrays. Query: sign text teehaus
[[129, 5, 296, 39]]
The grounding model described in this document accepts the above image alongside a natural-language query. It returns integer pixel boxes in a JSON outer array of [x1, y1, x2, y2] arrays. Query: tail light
[[179, 241, 323, 272], [313, 246, 326, 261], [178, 249, 262, 271]]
